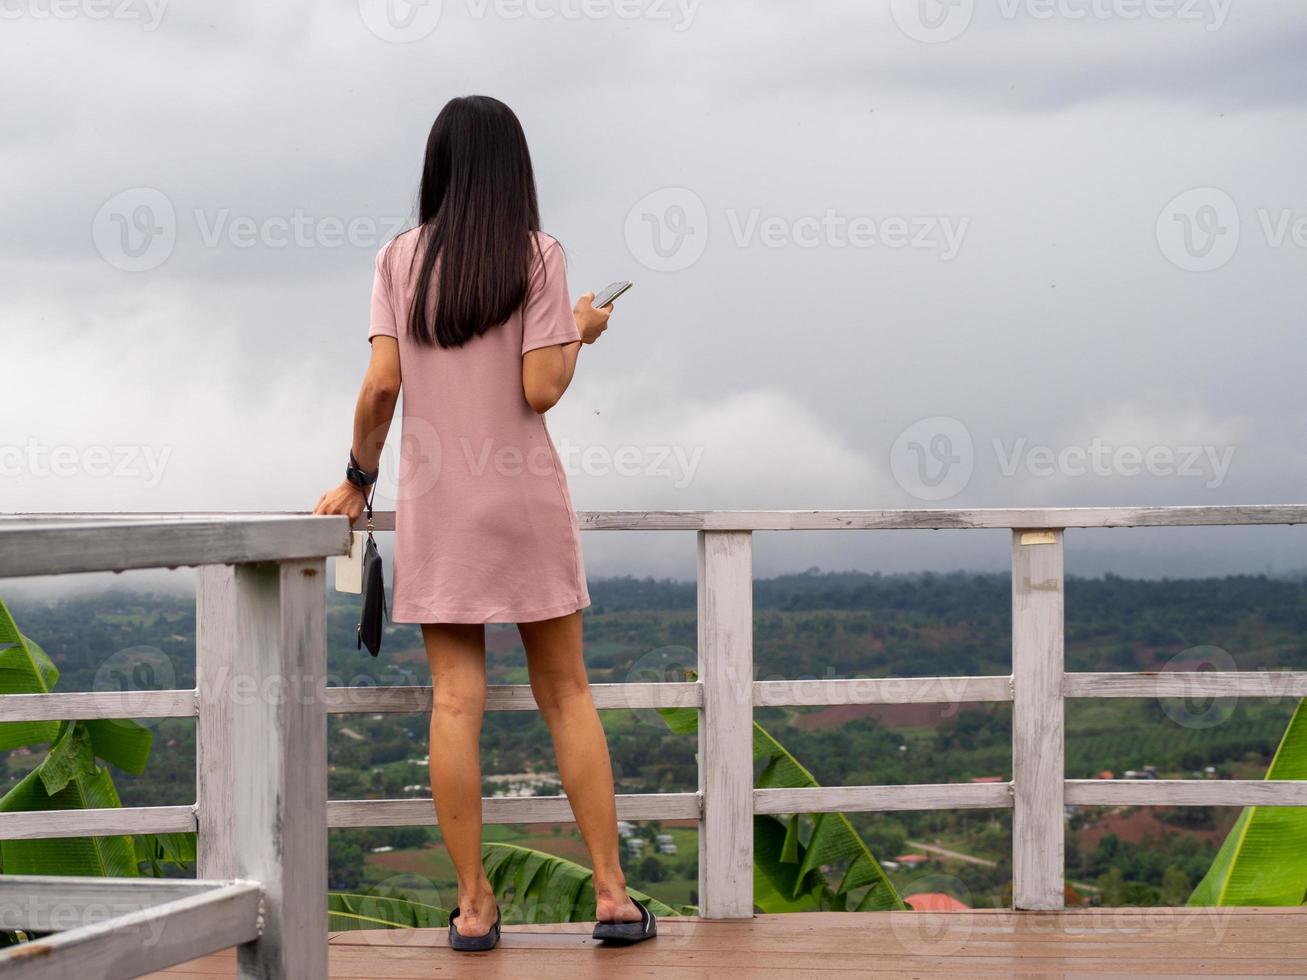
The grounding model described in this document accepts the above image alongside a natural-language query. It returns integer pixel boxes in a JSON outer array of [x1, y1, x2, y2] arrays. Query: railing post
[[1011, 529, 1066, 910], [696, 530, 755, 919], [196, 560, 328, 979]]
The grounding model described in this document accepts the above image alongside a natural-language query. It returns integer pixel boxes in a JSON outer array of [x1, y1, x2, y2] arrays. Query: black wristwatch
[[345, 451, 378, 490]]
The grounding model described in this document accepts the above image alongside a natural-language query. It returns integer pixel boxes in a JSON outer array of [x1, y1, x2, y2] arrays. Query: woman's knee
[[432, 674, 486, 719], [530, 671, 591, 718]]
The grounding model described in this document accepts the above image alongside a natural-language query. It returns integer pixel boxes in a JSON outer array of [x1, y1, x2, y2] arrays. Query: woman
[[314, 96, 654, 952]]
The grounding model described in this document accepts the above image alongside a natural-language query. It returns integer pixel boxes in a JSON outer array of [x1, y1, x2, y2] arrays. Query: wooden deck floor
[[147, 909, 1307, 978]]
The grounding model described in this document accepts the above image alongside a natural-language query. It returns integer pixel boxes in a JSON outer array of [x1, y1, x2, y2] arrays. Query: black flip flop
[[592, 897, 657, 945], [448, 906, 501, 952]]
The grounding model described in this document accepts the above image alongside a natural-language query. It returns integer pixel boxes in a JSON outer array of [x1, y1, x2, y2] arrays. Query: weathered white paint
[[754, 782, 1013, 815], [0, 515, 350, 577], [697, 530, 755, 920], [327, 792, 700, 829], [1066, 779, 1307, 806], [0, 880, 262, 980], [574, 505, 1307, 531], [1011, 529, 1066, 911], [197, 561, 327, 980], [0, 689, 197, 723], [0, 875, 250, 932], [11, 504, 1307, 533], [30, 505, 1306, 533], [753, 675, 1012, 707], [0, 805, 196, 840], [1065, 672, 1307, 699]]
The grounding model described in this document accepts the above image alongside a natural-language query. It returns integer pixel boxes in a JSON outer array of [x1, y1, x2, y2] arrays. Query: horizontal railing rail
[[2, 505, 1306, 976], [11, 503, 1306, 531]]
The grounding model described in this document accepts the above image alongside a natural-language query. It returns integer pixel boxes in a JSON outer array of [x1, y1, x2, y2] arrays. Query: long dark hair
[[407, 96, 544, 348]]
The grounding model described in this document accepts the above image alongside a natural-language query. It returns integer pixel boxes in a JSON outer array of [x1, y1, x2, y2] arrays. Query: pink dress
[[368, 230, 590, 624]]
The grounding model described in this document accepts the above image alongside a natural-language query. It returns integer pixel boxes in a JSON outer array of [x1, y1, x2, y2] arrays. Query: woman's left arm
[[314, 336, 402, 522]]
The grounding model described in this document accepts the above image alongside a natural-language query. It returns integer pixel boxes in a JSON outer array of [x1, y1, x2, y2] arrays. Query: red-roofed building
[[894, 854, 930, 866], [905, 892, 970, 911]]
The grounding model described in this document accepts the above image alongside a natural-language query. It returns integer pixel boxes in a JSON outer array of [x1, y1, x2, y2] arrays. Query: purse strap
[[363, 482, 376, 536]]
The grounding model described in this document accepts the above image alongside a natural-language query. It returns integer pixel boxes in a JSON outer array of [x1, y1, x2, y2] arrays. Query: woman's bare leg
[[518, 611, 641, 923], [422, 622, 498, 937]]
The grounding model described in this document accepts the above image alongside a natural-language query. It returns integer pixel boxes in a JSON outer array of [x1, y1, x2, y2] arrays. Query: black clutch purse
[[357, 487, 387, 657]]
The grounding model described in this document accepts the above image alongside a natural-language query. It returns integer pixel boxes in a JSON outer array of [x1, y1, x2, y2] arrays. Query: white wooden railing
[[2, 506, 1307, 978]]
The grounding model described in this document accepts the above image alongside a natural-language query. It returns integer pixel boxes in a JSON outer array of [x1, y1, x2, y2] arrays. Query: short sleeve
[[521, 237, 579, 355], [368, 245, 399, 343]]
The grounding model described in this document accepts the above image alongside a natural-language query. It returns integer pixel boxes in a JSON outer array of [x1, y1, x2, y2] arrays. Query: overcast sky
[[3, 0, 1306, 586]]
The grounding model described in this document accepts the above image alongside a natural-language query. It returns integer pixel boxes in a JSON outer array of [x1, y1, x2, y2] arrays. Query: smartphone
[[593, 280, 633, 308]]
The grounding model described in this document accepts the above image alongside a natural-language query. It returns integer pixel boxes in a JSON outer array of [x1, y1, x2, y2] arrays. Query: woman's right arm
[[522, 292, 610, 414]]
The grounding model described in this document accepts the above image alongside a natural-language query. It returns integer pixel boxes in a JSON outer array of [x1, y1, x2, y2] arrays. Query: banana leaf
[[1189, 697, 1307, 906], [0, 599, 61, 749], [0, 598, 152, 878], [0, 766, 138, 876], [660, 705, 905, 912], [328, 891, 449, 930], [135, 832, 197, 877], [482, 842, 677, 923]]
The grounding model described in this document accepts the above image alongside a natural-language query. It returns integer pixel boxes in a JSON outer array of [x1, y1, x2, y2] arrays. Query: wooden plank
[[1011, 528, 1065, 911], [146, 910, 1307, 978], [0, 880, 261, 980], [753, 675, 1012, 706], [754, 782, 1012, 814], [196, 561, 328, 980], [1065, 671, 1307, 699], [569, 505, 1307, 531], [0, 515, 350, 577], [0, 689, 197, 722], [0, 876, 234, 932], [0, 805, 195, 840], [326, 792, 699, 829], [1066, 779, 1307, 806], [330, 908, 1307, 946], [11, 504, 1307, 538], [324, 681, 702, 714], [696, 530, 755, 920]]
